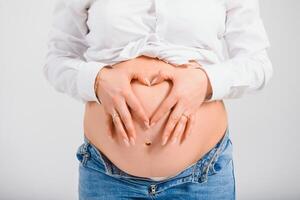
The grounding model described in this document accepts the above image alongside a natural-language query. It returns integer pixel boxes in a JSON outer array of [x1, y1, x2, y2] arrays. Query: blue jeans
[[76, 127, 235, 200]]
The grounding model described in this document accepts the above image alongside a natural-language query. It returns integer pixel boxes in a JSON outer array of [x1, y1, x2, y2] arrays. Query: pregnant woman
[[43, 0, 273, 199]]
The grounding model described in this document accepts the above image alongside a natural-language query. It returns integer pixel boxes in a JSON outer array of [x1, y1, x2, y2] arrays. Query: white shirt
[[43, 0, 273, 104]]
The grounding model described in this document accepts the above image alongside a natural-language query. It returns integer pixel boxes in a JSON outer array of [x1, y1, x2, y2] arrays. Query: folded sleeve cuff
[[200, 61, 234, 101], [76, 61, 110, 104]]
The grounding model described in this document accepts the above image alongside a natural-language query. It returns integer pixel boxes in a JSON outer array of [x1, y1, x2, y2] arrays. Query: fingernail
[[151, 77, 158, 85], [150, 121, 156, 127], [123, 138, 130, 147], [144, 78, 151, 86], [161, 136, 168, 146], [144, 121, 150, 129], [129, 137, 135, 146], [171, 137, 177, 145]]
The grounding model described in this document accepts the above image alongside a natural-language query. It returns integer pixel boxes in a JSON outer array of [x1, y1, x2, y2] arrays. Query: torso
[[83, 56, 228, 178]]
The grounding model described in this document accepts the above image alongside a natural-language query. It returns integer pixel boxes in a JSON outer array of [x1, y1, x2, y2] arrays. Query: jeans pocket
[[208, 138, 233, 176], [76, 141, 108, 173]]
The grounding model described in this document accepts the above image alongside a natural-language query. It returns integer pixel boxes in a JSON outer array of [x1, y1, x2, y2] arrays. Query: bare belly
[[83, 55, 228, 178]]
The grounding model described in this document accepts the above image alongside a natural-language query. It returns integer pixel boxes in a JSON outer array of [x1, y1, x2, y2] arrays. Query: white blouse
[[43, 0, 273, 104]]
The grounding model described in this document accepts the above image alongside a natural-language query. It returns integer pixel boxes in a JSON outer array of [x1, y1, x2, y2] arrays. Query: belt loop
[[100, 153, 113, 175], [81, 142, 90, 167], [199, 150, 218, 183]]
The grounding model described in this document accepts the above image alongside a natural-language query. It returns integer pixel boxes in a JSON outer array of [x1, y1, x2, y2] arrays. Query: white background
[[0, 0, 299, 199]]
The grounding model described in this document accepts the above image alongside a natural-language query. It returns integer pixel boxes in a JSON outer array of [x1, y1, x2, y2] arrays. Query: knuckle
[[166, 124, 175, 132], [131, 105, 141, 114], [169, 121, 177, 128], [126, 126, 135, 135], [120, 89, 130, 98], [113, 118, 120, 125], [182, 114, 189, 121], [111, 95, 120, 104], [121, 112, 131, 120], [170, 115, 180, 122], [115, 87, 124, 95], [133, 105, 142, 112], [119, 129, 126, 137], [179, 118, 186, 125]]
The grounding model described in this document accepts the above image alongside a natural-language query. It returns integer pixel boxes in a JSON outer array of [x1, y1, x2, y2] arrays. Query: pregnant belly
[[83, 56, 228, 178]]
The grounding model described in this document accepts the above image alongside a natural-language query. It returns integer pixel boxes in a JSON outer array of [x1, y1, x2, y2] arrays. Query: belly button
[[144, 140, 152, 146]]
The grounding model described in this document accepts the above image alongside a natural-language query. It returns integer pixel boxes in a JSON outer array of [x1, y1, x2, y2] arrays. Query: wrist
[[94, 66, 111, 103], [188, 61, 212, 101], [205, 77, 213, 100], [198, 67, 212, 101]]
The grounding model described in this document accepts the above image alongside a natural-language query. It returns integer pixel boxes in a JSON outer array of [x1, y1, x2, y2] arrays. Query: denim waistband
[[81, 126, 231, 185]]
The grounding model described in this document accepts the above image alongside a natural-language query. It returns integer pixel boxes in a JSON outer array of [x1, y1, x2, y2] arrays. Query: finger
[[114, 99, 137, 144], [103, 105, 117, 140], [104, 111, 114, 140], [111, 109, 131, 147], [123, 88, 150, 128], [170, 115, 188, 145], [151, 88, 179, 126], [182, 113, 196, 142], [151, 69, 173, 85], [160, 102, 185, 146], [132, 73, 151, 86]]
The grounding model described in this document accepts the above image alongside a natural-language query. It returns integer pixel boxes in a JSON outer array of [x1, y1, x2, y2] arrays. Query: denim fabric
[[76, 127, 235, 200]]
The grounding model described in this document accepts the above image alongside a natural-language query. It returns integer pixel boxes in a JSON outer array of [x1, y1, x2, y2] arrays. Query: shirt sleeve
[[200, 0, 273, 101], [43, 0, 108, 104]]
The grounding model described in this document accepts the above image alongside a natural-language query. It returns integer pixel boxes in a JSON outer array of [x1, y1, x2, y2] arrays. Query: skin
[[95, 56, 212, 146], [85, 55, 228, 178], [148, 61, 213, 146], [95, 59, 152, 145]]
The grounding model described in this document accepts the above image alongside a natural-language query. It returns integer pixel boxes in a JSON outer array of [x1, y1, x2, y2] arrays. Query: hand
[[149, 61, 212, 146], [95, 62, 151, 147]]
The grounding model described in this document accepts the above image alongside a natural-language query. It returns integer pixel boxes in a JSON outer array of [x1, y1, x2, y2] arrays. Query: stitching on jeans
[[82, 136, 112, 174], [88, 142, 112, 174], [191, 129, 229, 181], [81, 142, 90, 166], [199, 128, 229, 182]]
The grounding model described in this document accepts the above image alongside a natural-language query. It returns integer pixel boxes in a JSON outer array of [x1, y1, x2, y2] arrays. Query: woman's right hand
[[95, 62, 151, 147]]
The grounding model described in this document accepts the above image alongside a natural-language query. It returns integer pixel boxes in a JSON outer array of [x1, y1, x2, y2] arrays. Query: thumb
[[150, 69, 173, 85], [132, 73, 151, 86]]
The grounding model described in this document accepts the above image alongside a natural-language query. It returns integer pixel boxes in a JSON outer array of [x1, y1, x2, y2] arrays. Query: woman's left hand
[[149, 61, 212, 146]]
